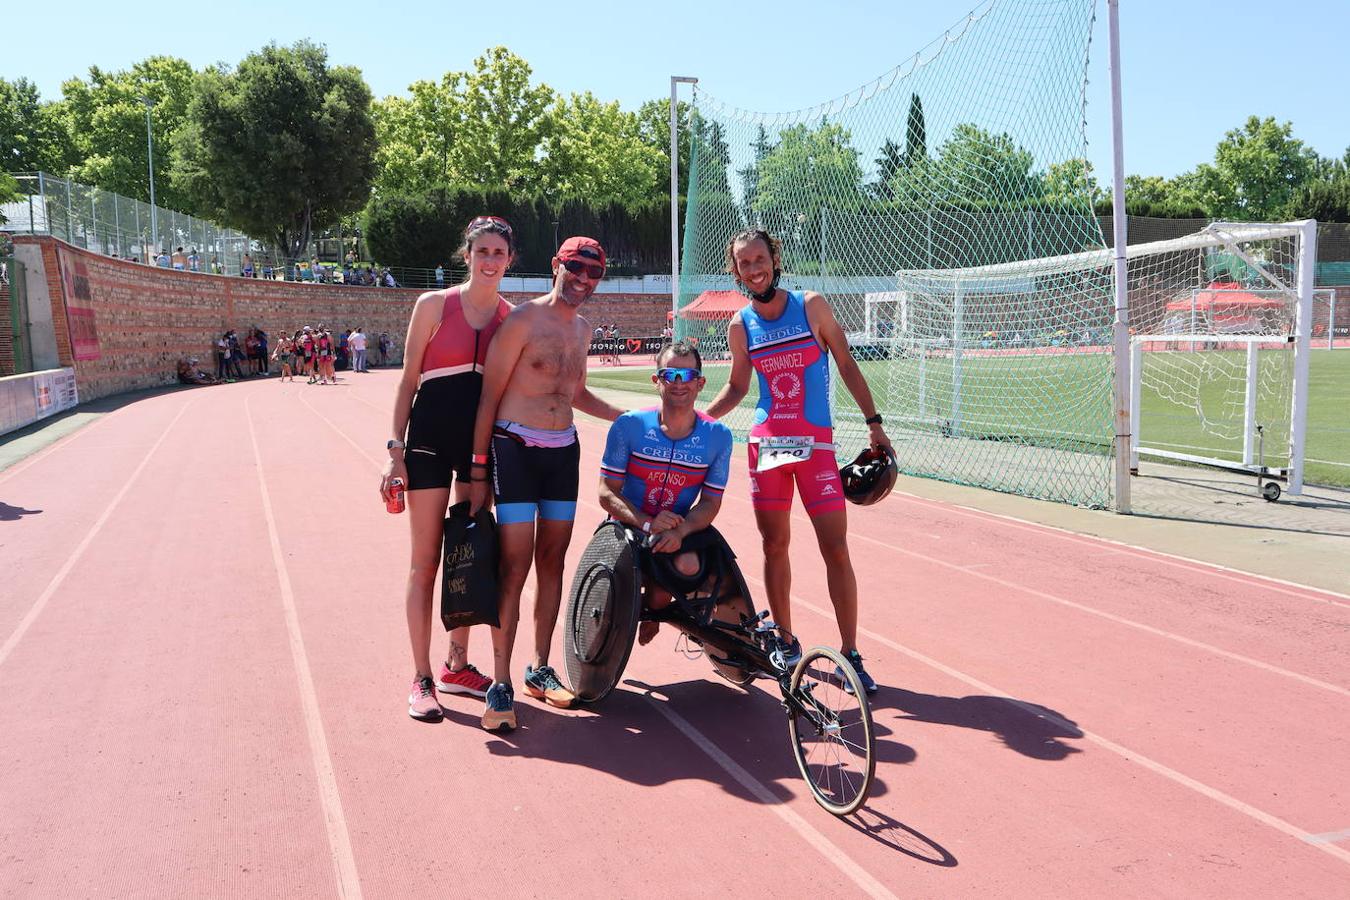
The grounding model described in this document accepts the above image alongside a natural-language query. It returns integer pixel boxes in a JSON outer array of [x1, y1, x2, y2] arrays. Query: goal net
[[676, 0, 1116, 506], [1128, 222, 1314, 493]]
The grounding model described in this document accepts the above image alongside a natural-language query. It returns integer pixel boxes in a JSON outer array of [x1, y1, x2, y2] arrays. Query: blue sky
[[6, 0, 1346, 180]]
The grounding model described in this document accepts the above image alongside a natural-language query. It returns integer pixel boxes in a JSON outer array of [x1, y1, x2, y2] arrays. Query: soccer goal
[[1127, 221, 1316, 495]]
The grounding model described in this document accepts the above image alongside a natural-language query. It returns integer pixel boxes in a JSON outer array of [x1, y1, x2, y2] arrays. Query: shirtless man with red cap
[[469, 236, 625, 731]]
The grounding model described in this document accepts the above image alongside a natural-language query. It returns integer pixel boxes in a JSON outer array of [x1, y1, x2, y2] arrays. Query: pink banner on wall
[[56, 247, 102, 361]]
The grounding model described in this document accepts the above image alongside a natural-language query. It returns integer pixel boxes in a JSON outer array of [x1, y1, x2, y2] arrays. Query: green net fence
[[676, 0, 1116, 507]]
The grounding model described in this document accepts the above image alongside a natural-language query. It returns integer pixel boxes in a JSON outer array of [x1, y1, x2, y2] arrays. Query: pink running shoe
[[436, 662, 491, 698], [407, 675, 443, 721]]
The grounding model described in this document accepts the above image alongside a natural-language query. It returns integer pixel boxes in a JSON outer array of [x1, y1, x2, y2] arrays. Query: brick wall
[[14, 236, 673, 402]]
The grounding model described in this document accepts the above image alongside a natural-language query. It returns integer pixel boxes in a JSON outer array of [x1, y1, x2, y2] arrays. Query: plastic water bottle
[[386, 478, 406, 514]]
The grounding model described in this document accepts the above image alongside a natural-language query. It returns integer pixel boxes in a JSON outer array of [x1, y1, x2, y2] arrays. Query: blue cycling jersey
[[600, 407, 733, 516]]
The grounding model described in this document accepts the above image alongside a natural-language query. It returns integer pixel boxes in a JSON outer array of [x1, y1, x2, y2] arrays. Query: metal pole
[[1288, 219, 1317, 495], [142, 97, 158, 256], [1328, 290, 1336, 350], [1108, 0, 1132, 514], [670, 75, 697, 329]]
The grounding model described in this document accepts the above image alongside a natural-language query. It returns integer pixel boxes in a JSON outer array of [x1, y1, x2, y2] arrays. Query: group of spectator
[[236, 252, 400, 287], [592, 321, 625, 366], [177, 326, 396, 387]]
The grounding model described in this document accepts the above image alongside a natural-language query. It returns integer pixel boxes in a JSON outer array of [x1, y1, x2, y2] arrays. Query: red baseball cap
[[556, 236, 606, 269]]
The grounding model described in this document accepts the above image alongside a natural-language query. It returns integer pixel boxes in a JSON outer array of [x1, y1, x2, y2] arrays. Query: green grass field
[[586, 349, 1350, 489]]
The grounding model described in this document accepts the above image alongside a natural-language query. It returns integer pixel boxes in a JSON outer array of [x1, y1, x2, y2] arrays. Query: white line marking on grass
[[246, 397, 363, 900], [0, 402, 191, 669], [739, 570, 1350, 869], [639, 685, 899, 900]]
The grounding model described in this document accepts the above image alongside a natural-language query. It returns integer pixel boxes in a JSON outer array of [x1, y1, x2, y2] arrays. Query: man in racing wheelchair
[[595, 340, 755, 662]]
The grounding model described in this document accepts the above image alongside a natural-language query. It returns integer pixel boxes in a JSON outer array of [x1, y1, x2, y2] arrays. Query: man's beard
[[739, 269, 782, 303]]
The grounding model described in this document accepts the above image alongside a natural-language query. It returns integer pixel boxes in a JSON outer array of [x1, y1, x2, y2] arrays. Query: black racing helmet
[[840, 446, 898, 506]]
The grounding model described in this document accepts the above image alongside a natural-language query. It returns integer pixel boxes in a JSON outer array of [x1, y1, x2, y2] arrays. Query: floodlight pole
[[141, 96, 158, 259], [670, 76, 698, 329], [1108, 0, 1131, 514]]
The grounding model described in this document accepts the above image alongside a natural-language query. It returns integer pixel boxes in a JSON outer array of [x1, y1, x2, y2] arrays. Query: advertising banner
[[56, 246, 102, 361]]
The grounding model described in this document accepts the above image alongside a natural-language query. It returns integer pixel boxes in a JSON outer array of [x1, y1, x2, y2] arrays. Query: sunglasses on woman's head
[[466, 215, 512, 235], [657, 367, 702, 383], [561, 258, 605, 280]]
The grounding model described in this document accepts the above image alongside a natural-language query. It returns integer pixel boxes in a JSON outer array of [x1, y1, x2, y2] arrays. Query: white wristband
[[642, 520, 652, 534]]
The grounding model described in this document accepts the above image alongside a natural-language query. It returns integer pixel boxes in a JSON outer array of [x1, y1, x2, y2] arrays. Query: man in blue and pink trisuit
[[597, 340, 743, 647], [707, 229, 893, 693]]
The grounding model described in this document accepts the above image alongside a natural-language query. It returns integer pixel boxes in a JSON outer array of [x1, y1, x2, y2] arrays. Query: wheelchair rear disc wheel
[[563, 523, 641, 703], [786, 646, 876, 816]]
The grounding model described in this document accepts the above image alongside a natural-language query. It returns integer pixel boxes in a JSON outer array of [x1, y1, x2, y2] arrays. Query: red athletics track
[[1, 369, 1347, 898]]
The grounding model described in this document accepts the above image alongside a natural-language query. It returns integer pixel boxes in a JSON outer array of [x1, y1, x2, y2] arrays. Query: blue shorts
[[490, 426, 580, 524]]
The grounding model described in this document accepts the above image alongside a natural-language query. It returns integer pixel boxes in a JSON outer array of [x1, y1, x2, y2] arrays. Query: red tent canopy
[[1164, 282, 1283, 311], [681, 290, 745, 320]]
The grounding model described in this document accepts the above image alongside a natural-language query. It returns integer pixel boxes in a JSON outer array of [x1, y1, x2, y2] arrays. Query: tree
[[59, 57, 198, 209], [1188, 116, 1317, 220], [737, 125, 775, 223], [903, 93, 926, 166], [371, 74, 466, 196], [1287, 176, 1350, 223], [636, 98, 692, 200], [0, 77, 77, 174], [930, 123, 1039, 205], [171, 41, 378, 260], [0, 172, 21, 224], [538, 92, 665, 208], [1042, 157, 1102, 209], [753, 121, 865, 268], [870, 139, 904, 200], [451, 47, 554, 191]]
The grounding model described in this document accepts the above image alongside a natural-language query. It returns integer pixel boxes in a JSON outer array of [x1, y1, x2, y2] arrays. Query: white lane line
[[246, 397, 363, 899], [297, 401, 896, 895], [301, 391, 385, 468], [1307, 828, 1350, 845], [639, 685, 898, 900], [893, 490, 1350, 607], [567, 418, 1350, 696], [736, 569, 1350, 868], [0, 401, 191, 669]]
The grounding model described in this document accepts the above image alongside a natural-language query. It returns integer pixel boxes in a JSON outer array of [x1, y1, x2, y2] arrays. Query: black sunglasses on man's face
[[561, 258, 605, 280]]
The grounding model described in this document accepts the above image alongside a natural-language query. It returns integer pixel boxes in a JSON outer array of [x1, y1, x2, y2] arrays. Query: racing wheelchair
[[563, 521, 877, 816]]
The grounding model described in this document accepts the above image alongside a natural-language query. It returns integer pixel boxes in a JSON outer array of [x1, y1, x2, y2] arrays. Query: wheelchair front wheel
[[786, 647, 877, 816]]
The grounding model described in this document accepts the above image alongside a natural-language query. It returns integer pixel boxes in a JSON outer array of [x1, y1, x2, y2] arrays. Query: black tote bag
[[440, 502, 500, 630]]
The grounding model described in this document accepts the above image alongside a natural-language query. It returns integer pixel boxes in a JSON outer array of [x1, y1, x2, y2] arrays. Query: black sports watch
[[864, 414, 884, 426]]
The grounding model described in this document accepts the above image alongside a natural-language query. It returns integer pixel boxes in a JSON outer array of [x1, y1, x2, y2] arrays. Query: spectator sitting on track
[[177, 356, 218, 385]]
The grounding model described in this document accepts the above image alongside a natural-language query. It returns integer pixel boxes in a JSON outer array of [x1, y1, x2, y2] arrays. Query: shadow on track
[[0, 501, 43, 520], [845, 806, 959, 867], [469, 673, 909, 807], [870, 687, 1083, 761]]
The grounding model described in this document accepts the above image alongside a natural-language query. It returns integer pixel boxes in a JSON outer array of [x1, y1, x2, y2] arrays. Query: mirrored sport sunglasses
[[657, 367, 702, 384], [466, 215, 512, 235], [561, 257, 605, 280]]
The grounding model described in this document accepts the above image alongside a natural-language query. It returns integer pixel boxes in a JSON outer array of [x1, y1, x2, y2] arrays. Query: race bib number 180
[[756, 436, 813, 472]]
